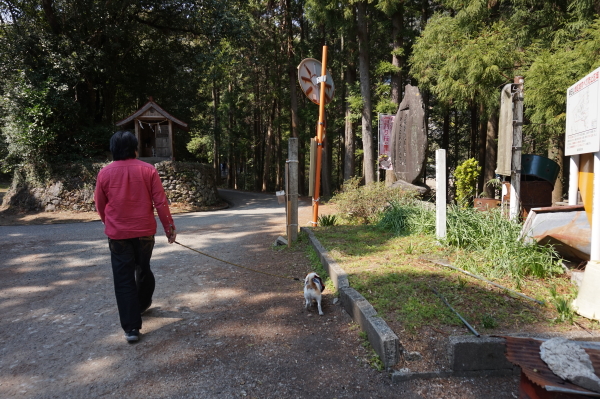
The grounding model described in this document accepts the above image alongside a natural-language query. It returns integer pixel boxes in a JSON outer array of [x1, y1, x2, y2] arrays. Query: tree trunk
[[442, 106, 450, 151], [343, 21, 357, 182], [356, 1, 375, 184], [470, 102, 478, 160], [262, 100, 276, 192], [227, 83, 234, 189], [390, 7, 404, 104], [477, 103, 487, 195], [548, 136, 565, 204], [285, 0, 299, 138], [276, 99, 283, 189], [253, 73, 261, 191], [483, 111, 498, 198], [212, 82, 220, 185]]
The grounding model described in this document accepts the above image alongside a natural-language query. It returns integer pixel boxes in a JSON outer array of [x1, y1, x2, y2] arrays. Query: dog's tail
[[313, 276, 325, 293]]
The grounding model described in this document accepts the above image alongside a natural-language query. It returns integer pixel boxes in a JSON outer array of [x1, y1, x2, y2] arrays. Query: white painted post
[[436, 149, 447, 239], [591, 152, 600, 261], [569, 155, 580, 205]]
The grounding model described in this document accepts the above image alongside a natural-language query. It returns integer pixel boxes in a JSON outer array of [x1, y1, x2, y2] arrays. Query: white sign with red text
[[378, 114, 395, 157], [566, 66, 600, 156]]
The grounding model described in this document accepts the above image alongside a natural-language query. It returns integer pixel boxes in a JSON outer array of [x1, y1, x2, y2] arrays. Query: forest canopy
[[0, 0, 599, 198]]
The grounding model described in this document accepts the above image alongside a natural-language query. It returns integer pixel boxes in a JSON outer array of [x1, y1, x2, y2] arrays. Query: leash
[[174, 241, 301, 281]]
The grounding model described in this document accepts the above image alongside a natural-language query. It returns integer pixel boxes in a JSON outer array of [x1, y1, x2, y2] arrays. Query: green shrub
[[549, 285, 576, 324], [317, 214, 337, 226], [377, 199, 435, 236], [445, 206, 563, 283], [454, 158, 481, 207], [331, 176, 416, 224]]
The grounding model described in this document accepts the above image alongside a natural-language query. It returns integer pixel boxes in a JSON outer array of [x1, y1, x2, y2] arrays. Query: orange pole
[[312, 46, 328, 225]]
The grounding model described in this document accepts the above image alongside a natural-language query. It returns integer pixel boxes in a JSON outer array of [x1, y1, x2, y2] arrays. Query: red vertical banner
[[378, 114, 395, 170]]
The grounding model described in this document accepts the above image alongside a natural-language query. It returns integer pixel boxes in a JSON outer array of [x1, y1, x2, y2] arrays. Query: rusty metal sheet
[[504, 336, 600, 397], [390, 84, 427, 184], [521, 206, 591, 262]]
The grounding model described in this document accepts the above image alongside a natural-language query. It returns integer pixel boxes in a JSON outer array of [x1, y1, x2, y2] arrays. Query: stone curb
[[301, 227, 400, 368], [301, 227, 349, 291], [301, 227, 526, 379]]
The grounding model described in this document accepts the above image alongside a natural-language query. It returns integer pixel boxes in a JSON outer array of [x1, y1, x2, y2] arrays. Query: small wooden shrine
[[115, 97, 188, 160]]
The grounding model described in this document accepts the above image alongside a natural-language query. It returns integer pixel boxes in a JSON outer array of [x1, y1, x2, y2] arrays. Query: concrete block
[[449, 336, 515, 372], [302, 228, 400, 367], [339, 287, 399, 367], [367, 316, 400, 367], [301, 227, 349, 290], [392, 370, 453, 383], [391, 368, 518, 383], [339, 287, 377, 327]]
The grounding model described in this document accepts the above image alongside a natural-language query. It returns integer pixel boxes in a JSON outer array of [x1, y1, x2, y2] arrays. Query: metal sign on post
[[297, 49, 335, 226], [297, 58, 335, 106]]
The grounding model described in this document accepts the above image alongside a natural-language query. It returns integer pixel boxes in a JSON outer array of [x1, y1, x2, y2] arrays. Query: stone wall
[[2, 161, 219, 212], [155, 161, 220, 207]]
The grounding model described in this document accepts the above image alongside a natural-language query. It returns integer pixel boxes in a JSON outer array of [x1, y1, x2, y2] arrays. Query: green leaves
[[454, 158, 480, 207]]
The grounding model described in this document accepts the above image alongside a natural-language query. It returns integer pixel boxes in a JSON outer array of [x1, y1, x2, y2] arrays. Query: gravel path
[[0, 189, 518, 398]]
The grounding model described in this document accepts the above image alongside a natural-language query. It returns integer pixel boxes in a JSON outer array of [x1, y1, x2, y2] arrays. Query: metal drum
[[521, 154, 560, 185]]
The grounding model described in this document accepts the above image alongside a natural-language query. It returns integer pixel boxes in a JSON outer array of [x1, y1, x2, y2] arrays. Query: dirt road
[[0, 189, 517, 398]]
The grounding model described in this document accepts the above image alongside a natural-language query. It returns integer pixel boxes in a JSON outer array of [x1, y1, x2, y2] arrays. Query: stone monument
[[389, 84, 427, 184]]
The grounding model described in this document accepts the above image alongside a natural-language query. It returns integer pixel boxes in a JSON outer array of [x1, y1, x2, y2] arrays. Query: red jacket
[[94, 159, 175, 240]]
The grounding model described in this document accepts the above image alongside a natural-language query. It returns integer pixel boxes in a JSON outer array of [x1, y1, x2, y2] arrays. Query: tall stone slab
[[390, 85, 427, 184]]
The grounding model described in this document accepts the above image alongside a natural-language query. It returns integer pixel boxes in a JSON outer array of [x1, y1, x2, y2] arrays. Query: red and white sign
[[379, 114, 395, 157]]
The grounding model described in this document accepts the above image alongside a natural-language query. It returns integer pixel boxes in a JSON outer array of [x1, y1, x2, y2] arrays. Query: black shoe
[[141, 300, 152, 315], [125, 329, 140, 343]]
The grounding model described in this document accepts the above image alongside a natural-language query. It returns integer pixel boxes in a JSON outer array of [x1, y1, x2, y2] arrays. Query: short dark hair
[[110, 131, 138, 160]]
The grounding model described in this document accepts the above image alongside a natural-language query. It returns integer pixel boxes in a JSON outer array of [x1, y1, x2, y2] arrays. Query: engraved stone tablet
[[390, 85, 427, 184]]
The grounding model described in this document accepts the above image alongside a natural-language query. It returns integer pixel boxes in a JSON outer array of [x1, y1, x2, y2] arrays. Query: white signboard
[[566, 66, 600, 156], [378, 114, 395, 157]]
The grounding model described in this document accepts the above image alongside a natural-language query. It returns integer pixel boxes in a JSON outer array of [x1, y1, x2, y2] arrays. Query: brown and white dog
[[304, 272, 325, 315]]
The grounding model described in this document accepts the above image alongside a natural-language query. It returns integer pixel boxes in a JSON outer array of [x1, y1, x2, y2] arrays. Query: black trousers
[[108, 236, 155, 332]]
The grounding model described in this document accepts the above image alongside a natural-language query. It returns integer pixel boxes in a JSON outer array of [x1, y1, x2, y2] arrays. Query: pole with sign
[[297, 47, 335, 225], [565, 66, 600, 320]]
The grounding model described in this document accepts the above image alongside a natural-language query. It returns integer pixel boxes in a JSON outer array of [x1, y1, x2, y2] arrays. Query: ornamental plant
[[454, 158, 481, 207]]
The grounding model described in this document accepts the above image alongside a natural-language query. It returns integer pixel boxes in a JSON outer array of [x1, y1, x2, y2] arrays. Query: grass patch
[[312, 222, 584, 335], [379, 201, 563, 285]]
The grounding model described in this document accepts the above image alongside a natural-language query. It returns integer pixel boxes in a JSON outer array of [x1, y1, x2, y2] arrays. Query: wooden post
[[288, 138, 299, 242], [436, 149, 447, 239], [312, 45, 328, 226], [510, 76, 524, 222]]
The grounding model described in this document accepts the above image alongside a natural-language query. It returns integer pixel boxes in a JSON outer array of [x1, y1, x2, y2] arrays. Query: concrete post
[[288, 138, 299, 242], [436, 149, 447, 239], [569, 155, 580, 205]]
